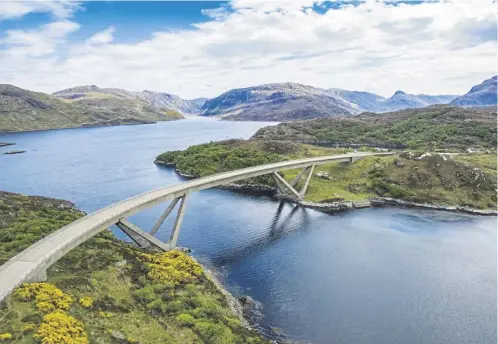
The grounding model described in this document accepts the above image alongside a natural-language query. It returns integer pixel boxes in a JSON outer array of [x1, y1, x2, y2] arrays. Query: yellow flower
[[14, 283, 72, 312], [79, 297, 94, 308], [34, 311, 88, 344], [0, 333, 12, 341]]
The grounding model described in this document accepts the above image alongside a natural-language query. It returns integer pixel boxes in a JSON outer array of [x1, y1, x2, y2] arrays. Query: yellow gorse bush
[[0, 333, 12, 341], [138, 250, 203, 285], [79, 297, 94, 308], [34, 311, 88, 344], [21, 323, 36, 333], [14, 283, 72, 312]]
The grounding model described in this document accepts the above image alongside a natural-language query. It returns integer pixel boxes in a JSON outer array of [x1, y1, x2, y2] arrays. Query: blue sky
[[0, 1, 495, 98]]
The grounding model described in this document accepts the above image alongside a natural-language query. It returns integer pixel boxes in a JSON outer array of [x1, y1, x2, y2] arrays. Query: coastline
[[155, 161, 497, 216]]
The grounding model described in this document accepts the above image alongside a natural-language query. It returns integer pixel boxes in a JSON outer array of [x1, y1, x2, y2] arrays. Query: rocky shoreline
[[202, 264, 294, 344], [155, 162, 497, 216]]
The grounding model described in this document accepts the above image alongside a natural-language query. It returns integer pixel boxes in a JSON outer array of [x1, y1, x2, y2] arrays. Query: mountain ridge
[[450, 76, 497, 107], [0, 84, 183, 132]]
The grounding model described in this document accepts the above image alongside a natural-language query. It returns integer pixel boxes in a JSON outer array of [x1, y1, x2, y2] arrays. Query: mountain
[[450, 76, 497, 107], [189, 97, 209, 108], [328, 89, 386, 112], [53, 86, 201, 114], [0, 84, 183, 132], [379, 90, 456, 112], [200, 82, 361, 121]]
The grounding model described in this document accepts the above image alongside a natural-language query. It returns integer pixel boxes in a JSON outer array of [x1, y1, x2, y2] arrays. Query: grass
[[0, 192, 269, 344]]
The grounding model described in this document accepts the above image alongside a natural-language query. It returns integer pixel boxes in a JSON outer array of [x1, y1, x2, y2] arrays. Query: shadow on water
[[210, 201, 310, 266]]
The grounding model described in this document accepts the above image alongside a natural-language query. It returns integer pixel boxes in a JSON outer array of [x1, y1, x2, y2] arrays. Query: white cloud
[[86, 26, 115, 45], [0, 0, 495, 98], [0, 1, 80, 20]]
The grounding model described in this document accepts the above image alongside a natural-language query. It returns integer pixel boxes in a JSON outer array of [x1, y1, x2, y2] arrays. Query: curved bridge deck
[[0, 152, 392, 301]]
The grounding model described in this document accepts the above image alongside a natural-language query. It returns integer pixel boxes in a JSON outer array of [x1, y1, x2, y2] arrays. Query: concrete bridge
[[0, 152, 392, 302]]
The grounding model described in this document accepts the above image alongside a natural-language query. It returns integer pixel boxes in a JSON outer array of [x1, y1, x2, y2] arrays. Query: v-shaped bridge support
[[272, 165, 315, 200], [116, 194, 188, 251]]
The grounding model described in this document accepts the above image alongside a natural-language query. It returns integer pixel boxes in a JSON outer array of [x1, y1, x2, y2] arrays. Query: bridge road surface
[[0, 152, 393, 302]]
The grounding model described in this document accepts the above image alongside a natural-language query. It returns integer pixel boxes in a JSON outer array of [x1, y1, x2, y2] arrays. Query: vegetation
[[253, 106, 497, 150], [156, 139, 286, 185], [156, 140, 497, 210], [0, 192, 269, 343]]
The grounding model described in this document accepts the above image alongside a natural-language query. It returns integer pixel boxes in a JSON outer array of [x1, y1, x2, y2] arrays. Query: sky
[[0, 0, 495, 98]]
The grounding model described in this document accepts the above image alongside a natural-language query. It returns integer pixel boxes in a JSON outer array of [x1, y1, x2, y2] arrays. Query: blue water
[[1, 118, 496, 344]]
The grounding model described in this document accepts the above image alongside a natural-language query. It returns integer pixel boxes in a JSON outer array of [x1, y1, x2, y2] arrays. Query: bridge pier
[[116, 194, 188, 252], [168, 195, 187, 248], [272, 165, 315, 200]]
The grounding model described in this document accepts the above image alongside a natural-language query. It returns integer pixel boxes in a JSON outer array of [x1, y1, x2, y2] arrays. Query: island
[[2, 150, 25, 155], [0, 191, 269, 344]]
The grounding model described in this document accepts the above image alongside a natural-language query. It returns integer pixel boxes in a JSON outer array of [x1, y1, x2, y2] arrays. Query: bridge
[[0, 151, 392, 302]]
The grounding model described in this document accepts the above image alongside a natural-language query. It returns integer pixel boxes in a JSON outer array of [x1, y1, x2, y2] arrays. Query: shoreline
[[0, 117, 183, 134], [155, 161, 497, 216]]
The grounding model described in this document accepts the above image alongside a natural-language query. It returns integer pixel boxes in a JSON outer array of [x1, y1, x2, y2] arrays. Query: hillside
[[0, 85, 183, 132], [200, 82, 360, 121], [53, 86, 201, 115], [155, 140, 497, 211], [253, 105, 497, 150], [451, 76, 497, 107], [0, 191, 268, 344]]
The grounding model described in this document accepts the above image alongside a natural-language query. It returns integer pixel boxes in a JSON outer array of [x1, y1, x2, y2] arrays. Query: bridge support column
[[273, 172, 301, 199], [29, 269, 47, 282], [299, 165, 315, 198], [117, 220, 151, 248], [116, 219, 172, 251], [290, 166, 311, 187], [150, 197, 181, 236], [168, 194, 187, 249]]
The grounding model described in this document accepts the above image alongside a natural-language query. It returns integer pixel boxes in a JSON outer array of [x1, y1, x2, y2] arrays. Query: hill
[[53, 86, 201, 114], [0, 191, 269, 343], [450, 76, 497, 107], [253, 105, 497, 150], [200, 82, 360, 121], [0, 85, 183, 132]]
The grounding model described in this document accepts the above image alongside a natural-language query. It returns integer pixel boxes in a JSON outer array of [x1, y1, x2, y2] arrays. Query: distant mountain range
[[0, 85, 183, 132], [199, 76, 494, 121], [200, 82, 360, 121], [450, 76, 497, 107], [0, 76, 495, 131]]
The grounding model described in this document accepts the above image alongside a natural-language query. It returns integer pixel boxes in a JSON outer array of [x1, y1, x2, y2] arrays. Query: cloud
[[0, 0, 495, 98], [86, 26, 115, 45], [3, 21, 80, 57], [0, 1, 80, 20]]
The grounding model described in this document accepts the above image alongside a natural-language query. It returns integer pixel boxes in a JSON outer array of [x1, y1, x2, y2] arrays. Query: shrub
[[34, 311, 88, 344], [138, 250, 203, 285], [79, 297, 94, 308], [14, 283, 72, 312], [0, 333, 12, 341], [194, 321, 235, 344], [21, 323, 36, 333], [176, 313, 195, 327]]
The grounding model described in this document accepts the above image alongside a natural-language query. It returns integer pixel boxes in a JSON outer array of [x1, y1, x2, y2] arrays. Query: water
[[1, 118, 496, 344]]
